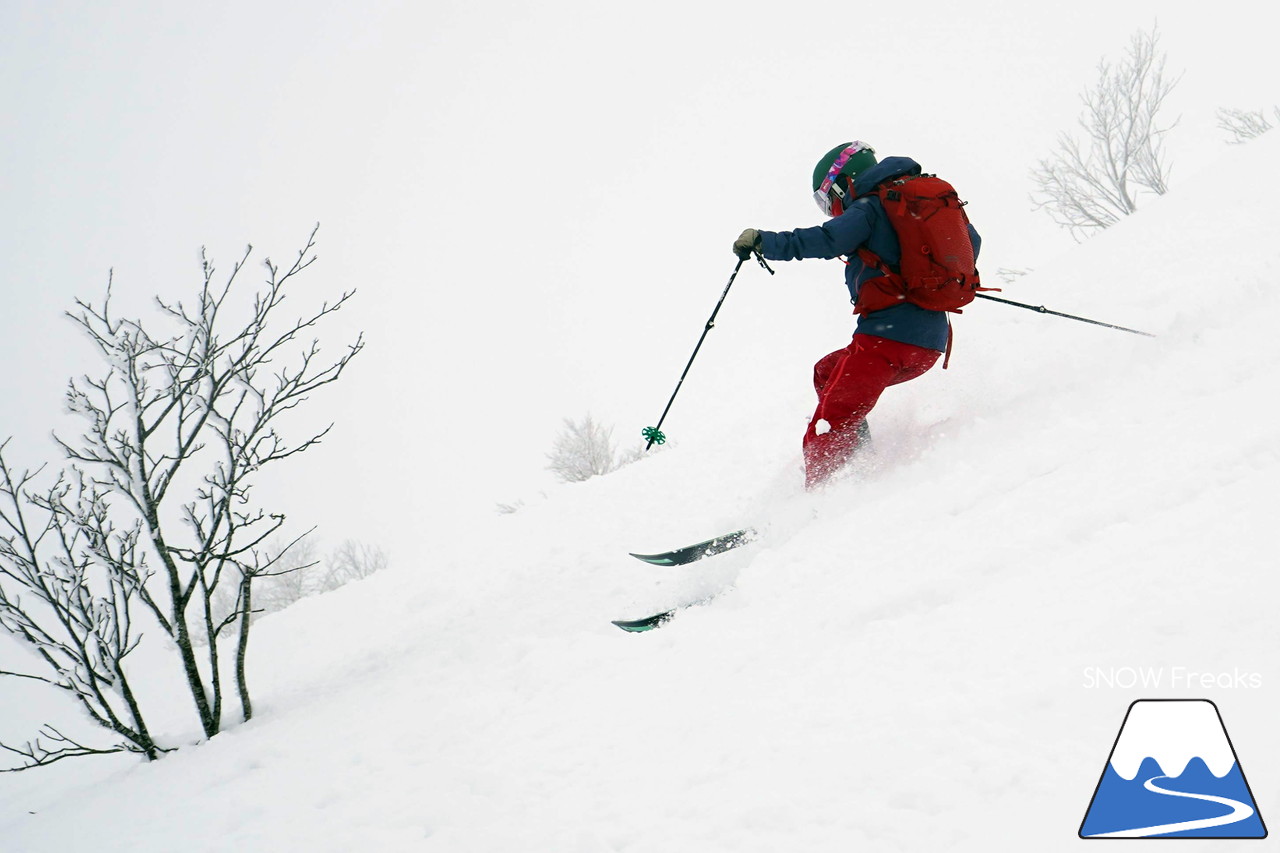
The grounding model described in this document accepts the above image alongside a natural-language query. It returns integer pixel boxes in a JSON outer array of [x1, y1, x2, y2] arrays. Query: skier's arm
[[969, 223, 982, 260], [759, 202, 874, 262]]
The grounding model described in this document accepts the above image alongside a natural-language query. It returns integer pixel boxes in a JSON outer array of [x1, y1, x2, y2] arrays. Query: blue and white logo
[[1080, 699, 1266, 838]]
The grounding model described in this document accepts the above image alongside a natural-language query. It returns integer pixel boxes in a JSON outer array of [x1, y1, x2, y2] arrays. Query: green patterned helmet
[[811, 141, 877, 216]]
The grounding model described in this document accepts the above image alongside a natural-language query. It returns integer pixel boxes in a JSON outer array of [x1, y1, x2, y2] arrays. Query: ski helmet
[[812, 141, 877, 216]]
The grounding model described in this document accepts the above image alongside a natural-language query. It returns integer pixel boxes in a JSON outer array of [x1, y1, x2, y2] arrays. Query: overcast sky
[[2, 1, 1273, 565]]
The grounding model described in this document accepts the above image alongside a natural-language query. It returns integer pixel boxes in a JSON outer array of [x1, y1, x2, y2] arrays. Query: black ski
[[627, 527, 757, 566], [611, 611, 678, 633], [611, 596, 716, 633], [614, 528, 757, 632]]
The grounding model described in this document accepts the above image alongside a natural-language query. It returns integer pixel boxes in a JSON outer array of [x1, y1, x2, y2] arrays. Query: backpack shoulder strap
[[853, 180, 905, 274]]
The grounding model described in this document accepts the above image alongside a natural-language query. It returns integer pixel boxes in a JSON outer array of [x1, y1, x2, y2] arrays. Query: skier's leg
[[802, 335, 938, 488], [811, 347, 844, 397]]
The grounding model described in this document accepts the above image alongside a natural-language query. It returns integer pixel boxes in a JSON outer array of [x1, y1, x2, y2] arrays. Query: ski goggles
[[813, 141, 874, 217]]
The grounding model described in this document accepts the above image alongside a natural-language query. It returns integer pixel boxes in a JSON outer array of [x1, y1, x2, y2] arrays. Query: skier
[[733, 141, 981, 489]]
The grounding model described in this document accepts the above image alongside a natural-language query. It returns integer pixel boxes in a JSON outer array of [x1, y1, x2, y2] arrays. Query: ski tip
[[626, 553, 678, 566], [611, 611, 676, 633], [627, 527, 760, 567]]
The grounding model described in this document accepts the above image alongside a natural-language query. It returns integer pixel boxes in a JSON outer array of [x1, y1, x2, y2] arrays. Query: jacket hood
[[851, 156, 922, 198]]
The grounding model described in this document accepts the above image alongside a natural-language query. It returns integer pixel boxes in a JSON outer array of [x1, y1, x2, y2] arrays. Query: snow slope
[[1, 135, 1278, 851]]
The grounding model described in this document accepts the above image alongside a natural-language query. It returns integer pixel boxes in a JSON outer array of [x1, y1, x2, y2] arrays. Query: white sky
[[2, 0, 1274, 565]]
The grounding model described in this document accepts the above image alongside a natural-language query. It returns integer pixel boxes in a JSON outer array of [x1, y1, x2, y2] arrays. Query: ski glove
[[733, 228, 762, 260]]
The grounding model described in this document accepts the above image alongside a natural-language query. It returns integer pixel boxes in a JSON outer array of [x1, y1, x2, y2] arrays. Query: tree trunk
[[235, 574, 253, 722]]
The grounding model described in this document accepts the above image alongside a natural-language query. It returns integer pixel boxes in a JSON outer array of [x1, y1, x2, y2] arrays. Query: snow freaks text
[[1082, 667, 1263, 690]]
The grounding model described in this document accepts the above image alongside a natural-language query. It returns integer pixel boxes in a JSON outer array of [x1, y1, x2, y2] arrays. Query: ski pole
[[975, 293, 1154, 337], [642, 253, 774, 450]]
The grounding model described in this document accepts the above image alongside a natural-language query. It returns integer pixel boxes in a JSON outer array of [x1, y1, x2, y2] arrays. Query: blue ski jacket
[[758, 156, 982, 353]]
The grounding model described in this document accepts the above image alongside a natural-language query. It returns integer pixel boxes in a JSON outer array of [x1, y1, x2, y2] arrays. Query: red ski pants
[[803, 334, 939, 489]]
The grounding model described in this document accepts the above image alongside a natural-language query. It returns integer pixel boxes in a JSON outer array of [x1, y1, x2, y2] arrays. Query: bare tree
[[1217, 106, 1279, 144], [214, 536, 319, 622], [204, 532, 384, 617], [208, 536, 386, 621], [995, 267, 1035, 285], [315, 539, 388, 593], [1031, 26, 1180, 241], [545, 414, 640, 484], [0, 226, 363, 770], [0, 456, 164, 763]]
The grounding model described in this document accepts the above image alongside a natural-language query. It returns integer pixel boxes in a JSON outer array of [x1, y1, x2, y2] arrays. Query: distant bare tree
[[1217, 106, 1278, 144], [208, 536, 386, 623], [1031, 26, 1180, 241], [546, 414, 640, 484], [995, 267, 1035, 285], [0, 226, 363, 770], [228, 537, 319, 619], [315, 540, 388, 593]]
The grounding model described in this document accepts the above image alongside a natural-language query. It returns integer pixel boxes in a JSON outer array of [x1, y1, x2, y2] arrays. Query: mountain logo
[[1080, 699, 1267, 839]]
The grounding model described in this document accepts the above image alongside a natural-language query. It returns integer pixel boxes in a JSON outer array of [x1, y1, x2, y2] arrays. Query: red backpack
[[853, 173, 994, 317]]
